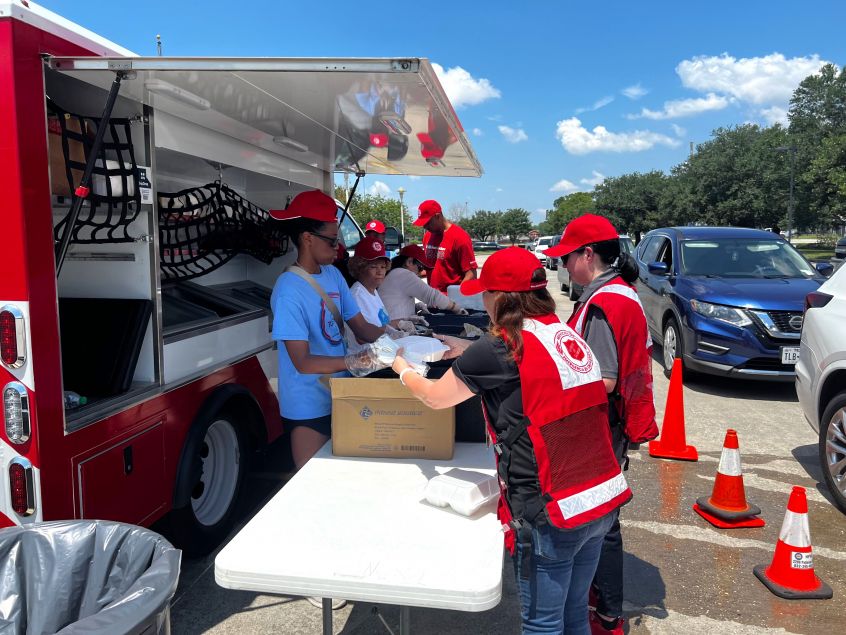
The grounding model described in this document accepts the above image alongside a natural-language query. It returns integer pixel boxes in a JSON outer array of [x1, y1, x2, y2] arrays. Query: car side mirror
[[815, 262, 834, 277], [384, 226, 402, 251], [648, 261, 669, 275]]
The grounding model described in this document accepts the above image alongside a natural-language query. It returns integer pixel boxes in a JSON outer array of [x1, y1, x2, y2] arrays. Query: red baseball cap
[[399, 244, 433, 268], [413, 199, 442, 227], [353, 235, 389, 261], [460, 247, 547, 296], [269, 190, 338, 223], [365, 219, 386, 233], [543, 214, 619, 258]]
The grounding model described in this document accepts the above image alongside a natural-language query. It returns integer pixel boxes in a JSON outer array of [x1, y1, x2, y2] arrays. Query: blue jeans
[[514, 513, 615, 634]]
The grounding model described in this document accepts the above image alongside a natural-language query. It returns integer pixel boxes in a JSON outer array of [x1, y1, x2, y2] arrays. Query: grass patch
[[798, 248, 834, 261]]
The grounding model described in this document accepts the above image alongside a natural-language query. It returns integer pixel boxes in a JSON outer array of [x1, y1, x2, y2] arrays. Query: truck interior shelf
[[161, 281, 265, 338]]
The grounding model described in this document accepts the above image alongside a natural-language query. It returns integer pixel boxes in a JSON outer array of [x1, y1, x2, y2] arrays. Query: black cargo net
[[158, 182, 289, 281], [48, 100, 142, 244]]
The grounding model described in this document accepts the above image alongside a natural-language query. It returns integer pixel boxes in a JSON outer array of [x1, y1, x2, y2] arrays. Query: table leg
[[399, 606, 410, 635], [322, 598, 333, 635]]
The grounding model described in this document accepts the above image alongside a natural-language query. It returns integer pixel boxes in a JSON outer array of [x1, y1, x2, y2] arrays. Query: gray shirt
[[574, 269, 619, 380], [380, 267, 452, 320]]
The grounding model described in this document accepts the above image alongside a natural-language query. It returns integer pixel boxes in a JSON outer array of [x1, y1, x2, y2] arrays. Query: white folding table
[[215, 442, 504, 634]]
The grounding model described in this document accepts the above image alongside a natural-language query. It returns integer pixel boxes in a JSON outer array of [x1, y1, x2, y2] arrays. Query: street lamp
[[776, 145, 797, 243], [397, 186, 406, 241]]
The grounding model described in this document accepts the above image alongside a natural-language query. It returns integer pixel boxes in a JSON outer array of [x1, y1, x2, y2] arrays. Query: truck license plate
[[781, 347, 800, 364]]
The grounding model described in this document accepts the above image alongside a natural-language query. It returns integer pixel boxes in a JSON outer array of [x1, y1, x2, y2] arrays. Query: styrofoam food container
[[92, 159, 136, 197], [424, 469, 499, 517], [395, 335, 450, 362]]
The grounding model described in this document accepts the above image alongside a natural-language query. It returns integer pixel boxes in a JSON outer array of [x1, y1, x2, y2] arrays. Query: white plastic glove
[[455, 307, 470, 316], [405, 315, 430, 326], [415, 302, 432, 315], [344, 335, 400, 376], [397, 320, 417, 335]]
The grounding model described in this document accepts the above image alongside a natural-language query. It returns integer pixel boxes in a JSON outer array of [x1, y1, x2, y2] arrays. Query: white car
[[533, 236, 555, 261], [796, 263, 846, 514]]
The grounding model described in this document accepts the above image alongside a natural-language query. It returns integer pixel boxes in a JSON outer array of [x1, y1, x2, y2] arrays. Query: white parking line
[[638, 608, 801, 634], [695, 473, 829, 505], [623, 520, 846, 561]]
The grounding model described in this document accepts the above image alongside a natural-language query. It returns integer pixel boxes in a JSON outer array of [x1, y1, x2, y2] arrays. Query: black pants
[[593, 423, 628, 618]]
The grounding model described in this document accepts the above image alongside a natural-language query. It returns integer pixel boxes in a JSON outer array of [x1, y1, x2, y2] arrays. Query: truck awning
[[45, 57, 482, 178]]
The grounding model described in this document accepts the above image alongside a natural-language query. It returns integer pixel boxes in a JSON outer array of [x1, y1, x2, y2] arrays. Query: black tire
[[568, 284, 580, 301], [661, 316, 682, 377], [561, 282, 567, 292], [819, 391, 846, 515], [168, 411, 248, 557]]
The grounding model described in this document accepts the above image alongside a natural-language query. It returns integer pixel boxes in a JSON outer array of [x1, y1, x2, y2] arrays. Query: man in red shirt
[[413, 199, 477, 293]]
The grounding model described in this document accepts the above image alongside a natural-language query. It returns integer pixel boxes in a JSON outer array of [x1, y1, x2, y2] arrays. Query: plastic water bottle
[[64, 391, 88, 409]]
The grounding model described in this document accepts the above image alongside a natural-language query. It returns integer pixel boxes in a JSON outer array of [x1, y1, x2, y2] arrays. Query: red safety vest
[[489, 315, 632, 551], [568, 277, 658, 444]]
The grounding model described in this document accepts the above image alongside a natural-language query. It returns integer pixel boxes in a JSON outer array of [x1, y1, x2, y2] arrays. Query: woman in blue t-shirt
[[270, 190, 384, 470]]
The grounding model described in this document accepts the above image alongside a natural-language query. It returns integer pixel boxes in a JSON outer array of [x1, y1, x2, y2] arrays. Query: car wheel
[[568, 284, 579, 301], [819, 392, 846, 515], [662, 317, 682, 375], [169, 411, 248, 556]]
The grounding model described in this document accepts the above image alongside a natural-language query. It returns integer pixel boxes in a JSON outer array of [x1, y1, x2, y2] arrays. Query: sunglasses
[[309, 232, 340, 248]]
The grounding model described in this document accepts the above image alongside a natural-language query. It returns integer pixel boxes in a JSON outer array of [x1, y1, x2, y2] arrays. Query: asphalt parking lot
[[170, 259, 846, 634]]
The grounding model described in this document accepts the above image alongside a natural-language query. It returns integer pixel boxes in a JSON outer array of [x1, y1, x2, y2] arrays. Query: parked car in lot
[[545, 234, 561, 270], [533, 235, 555, 261], [795, 264, 846, 513], [635, 227, 833, 380], [472, 241, 506, 251], [557, 235, 634, 300], [834, 236, 846, 263]]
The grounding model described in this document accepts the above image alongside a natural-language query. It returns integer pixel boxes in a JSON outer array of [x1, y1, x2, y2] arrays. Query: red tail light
[[0, 306, 26, 369], [9, 458, 35, 516], [804, 291, 833, 314]]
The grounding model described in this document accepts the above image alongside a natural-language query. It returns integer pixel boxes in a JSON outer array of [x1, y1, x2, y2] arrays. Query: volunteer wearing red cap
[[391, 247, 630, 634], [269, 190, 385, 471], [345, 235, 398, 350], [364, 219, 386, 243], [415, 199, 478, 293], [380, 245, 468, 320], [545, 214, 658, 635]]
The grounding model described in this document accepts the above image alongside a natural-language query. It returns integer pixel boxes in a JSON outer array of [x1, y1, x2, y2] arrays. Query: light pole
[[397, 186, 406, 241], [776, 145, 797, 243]]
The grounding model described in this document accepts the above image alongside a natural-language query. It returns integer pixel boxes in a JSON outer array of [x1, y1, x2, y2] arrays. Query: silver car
[[557, 235, 635, 300], [796, 263, 846, 514]]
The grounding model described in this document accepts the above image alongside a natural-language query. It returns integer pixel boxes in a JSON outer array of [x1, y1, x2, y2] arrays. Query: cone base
[[694, 503, 765, 528], [753, 564, 833, 600], [696, 496, 763, 521], [649, 440, 698, 461]]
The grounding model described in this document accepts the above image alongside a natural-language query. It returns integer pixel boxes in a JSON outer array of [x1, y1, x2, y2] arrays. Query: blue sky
[[39, 0, 846, 224]]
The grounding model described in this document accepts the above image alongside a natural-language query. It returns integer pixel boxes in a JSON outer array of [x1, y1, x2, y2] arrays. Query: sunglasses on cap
[[309, 231, 340, 248]]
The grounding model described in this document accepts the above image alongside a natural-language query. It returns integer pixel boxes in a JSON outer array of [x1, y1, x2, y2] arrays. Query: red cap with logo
[[269, 190, 338, 223], [460, 247, 547, 296], [399, 244, 433, 268], [543, 214, 619, 258], [353, 235, 388, 261], [365, 219, 386, 233], [413, 199, 442, 227]]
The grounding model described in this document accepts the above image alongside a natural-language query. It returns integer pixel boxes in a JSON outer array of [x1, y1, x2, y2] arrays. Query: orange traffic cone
[[754, 486, 832, 599], [693, 429, 764, 528], [648, 358, 698, 461]]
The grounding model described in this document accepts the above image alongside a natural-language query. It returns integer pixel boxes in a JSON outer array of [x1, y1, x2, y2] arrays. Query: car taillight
[[4, 382, 30, 444], [804, 291, 833, 314], [0, 305, 26, 369], [9, 457, 35, 516]]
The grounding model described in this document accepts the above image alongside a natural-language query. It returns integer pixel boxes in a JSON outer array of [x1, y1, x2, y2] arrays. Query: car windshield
[[337, 207, 361, 249], [680, 238, 817, 278]]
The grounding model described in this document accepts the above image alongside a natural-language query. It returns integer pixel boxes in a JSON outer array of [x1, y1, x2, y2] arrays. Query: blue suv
[[635, 227, 833, 381]]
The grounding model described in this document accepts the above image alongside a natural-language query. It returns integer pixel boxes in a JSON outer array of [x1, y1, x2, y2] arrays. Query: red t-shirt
[[423, 224, 478, 293]]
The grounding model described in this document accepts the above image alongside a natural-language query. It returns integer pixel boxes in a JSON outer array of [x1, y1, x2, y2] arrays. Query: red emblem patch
[[554, 331, 594, 374]]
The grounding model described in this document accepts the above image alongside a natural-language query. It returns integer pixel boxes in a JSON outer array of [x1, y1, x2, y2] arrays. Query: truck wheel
[[169, 412, 247, 557], [819, 392, 846, 515]]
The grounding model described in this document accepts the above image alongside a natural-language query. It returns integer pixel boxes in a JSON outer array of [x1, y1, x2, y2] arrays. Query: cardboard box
[[330, 378, 455, 460]]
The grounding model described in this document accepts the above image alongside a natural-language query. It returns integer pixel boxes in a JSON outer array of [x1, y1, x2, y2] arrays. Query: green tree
[[499, 208, 533, 244], [463, 209, 502, 241], [539, 192, 595, 235], [593, 171, 665, 239], [334, 186, 420, 241]]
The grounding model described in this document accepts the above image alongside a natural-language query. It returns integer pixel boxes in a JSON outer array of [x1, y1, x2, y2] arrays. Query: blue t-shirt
[[271, 265, 361, 419]]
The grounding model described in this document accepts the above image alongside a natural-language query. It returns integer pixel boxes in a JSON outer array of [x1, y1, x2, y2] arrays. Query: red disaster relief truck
[[0, 1, 481, 554]]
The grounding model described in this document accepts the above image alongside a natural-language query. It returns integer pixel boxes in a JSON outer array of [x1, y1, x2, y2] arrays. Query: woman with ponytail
[[543, 215, 658, 635]]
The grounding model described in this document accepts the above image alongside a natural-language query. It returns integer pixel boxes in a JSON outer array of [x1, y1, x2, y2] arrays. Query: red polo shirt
[[423, 224, 478, 293]]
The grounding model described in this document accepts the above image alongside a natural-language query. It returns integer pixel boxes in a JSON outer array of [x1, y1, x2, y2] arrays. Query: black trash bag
[[0, 520, 181, 635]]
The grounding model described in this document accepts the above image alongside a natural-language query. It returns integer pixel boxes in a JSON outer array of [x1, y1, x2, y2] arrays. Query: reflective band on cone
[[753, 486, 832, 600], [694, 429, 764, 528]]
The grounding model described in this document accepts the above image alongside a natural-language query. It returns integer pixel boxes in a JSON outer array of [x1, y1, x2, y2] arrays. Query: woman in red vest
[[391, 247, 630, 634], [544, 215, 658, 635]]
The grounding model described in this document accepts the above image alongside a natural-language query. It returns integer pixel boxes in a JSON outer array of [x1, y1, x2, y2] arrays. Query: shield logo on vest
[[554, 331, 594, 374]]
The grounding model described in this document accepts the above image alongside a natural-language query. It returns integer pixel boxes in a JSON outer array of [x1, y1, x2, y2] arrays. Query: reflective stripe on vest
[[573, 283, 652, 349]]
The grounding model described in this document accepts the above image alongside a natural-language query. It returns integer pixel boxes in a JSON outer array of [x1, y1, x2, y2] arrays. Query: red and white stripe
[[573, 284, 652, 348]]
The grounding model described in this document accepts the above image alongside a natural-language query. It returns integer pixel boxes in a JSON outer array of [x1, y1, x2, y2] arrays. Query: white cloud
[[580, 171, 606, 188], [555, 117, 680, 154], [628, 93, 729, 120], [550, 179, 578, 193], [676, 53, 829, 105], [760, 105, 789, 126], [432, 63, 501, 108], [472, 127, 484, 136], [671, 123, 687, 137], [498, 125, 528, 143], [367, 180, 391, 196], [575, 96, 615, 114], [495, 187, 504, 192], [622, 83, 648, 100], [408, 175, 421, 181]]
